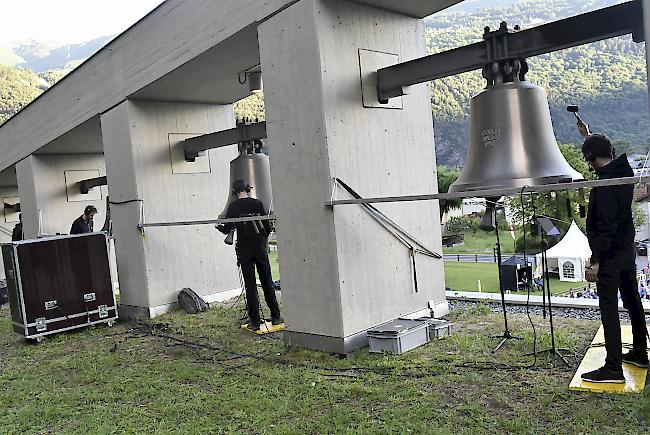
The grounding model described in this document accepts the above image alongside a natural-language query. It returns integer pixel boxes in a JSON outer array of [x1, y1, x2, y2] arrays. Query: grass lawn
[[444, 230, 519, 254], [445, 262, 585, 296], [1, 303, 647, 433], [269, 251, 280, 280]]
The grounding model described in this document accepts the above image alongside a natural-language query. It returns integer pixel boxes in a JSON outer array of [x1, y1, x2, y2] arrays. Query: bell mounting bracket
[[78, 176, 108, 195], [376, 0, 645, 102], [183, 119, 267, 162]]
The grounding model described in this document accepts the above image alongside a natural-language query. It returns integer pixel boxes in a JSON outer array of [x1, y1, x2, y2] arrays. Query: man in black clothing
[[217, 179, 282, 331], [578, 128, 649, 383], [70, 205, 97, 235], [12, 213, 23, 241]]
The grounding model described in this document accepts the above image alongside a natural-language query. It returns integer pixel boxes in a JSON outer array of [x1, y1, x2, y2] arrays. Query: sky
[[0, 0, 165, 45]]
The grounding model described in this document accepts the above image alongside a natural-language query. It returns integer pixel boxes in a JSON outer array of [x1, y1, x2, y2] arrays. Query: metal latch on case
[[35, 317, 47, 332], [98, 305, 108, 319], [84, 293, 96, 302], [45, 300, 57, 310]]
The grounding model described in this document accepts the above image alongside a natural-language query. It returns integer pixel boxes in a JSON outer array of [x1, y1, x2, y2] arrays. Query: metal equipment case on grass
[[2, 233, 118, 342]]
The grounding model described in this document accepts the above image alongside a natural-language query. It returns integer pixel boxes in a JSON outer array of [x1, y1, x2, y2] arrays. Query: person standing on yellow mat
[[217, 179, 283, 331], [577, 118, 649, 383]]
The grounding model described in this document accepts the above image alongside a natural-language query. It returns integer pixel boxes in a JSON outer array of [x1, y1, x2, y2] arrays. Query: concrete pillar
[[0, 167, 20, 280], [100, 101, 240, 319], [258, 0, 445, 353], [15, 154, 108, 239]]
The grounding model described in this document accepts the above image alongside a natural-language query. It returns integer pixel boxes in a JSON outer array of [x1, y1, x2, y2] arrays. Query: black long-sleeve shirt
[[586, 154, 635, 262], [218, 197, 272, 250], [11, 223, 22, 241], [70, 216, 94, 235]]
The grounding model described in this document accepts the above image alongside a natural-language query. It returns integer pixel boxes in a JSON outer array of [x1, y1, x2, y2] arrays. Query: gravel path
[[449, 300, 650, 323]]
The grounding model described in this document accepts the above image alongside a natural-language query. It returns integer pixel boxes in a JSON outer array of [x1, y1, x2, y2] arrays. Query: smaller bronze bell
[[219, 140, 274, 218]]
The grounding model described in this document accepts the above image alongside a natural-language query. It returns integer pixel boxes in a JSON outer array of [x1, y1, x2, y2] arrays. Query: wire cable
[[521, 185, 538, 368]]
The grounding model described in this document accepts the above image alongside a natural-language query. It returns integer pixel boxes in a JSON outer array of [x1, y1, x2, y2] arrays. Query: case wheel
[[107, 320, 115, 327]]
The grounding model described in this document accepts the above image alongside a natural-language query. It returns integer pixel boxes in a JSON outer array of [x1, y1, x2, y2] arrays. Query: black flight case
[[2, 232, 118, 342]]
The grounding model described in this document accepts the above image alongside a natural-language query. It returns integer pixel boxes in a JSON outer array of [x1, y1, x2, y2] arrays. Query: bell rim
[[448, 173, 585, 194]]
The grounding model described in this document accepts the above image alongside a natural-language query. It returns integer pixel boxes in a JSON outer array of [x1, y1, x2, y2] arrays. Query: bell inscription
[[481, 128, 502, 148]]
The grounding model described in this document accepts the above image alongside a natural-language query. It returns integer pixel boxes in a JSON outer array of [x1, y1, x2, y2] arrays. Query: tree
[[632, 202, 648, 230], [437, 166, 462, 219], [507, 143, 594, 232]]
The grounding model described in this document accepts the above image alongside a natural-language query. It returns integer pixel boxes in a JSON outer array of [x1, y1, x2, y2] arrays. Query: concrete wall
[[259, 0, 445, 352], [100, 100, 240, 318], [15, 154, 108, 239]]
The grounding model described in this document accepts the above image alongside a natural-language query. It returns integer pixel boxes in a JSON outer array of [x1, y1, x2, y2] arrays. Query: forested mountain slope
[[429, 0, 649, 165]]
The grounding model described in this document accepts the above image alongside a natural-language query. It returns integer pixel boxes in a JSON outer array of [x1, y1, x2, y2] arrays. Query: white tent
[[536, 221, 591, 282]]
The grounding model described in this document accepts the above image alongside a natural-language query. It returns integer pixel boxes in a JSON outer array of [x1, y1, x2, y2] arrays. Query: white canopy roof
[[544, 221, 592, 261]]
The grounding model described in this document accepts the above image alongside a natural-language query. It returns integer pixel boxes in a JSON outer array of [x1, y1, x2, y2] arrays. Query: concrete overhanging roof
[[36, 116, 103, 155], [0, 167, 17, 188], [347, 0, 464, 18], [0, 0, 465, 172]]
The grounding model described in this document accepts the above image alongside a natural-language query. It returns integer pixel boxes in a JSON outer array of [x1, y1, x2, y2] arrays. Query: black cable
[[521, 185, 538, 368], [109, 199, 143, 205], [120, 323, 541, 377]]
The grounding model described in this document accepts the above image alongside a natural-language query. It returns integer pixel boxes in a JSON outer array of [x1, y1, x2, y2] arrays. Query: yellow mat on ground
[[569, 325, 648, 394], [589, 325, 650, 349], [241, 321, 285, 335]]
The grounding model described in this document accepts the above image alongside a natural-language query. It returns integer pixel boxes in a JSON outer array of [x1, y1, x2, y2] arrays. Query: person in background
[[70, 205, 97, 235], [217, 179, 282, 331], [577, 118, 649, 383], [11, 213, 22, 241]]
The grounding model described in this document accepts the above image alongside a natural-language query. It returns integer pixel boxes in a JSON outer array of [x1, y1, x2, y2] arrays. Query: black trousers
[[236, 245, 281, 326], [596, 249, 648, 370]]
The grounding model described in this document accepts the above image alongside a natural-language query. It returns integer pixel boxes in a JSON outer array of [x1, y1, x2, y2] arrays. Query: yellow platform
[[241, 321, 285, 335], [569, 325, 648, 394]]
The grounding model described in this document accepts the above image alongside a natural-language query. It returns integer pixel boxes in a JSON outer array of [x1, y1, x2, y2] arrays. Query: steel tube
[[327, 175, 650, 206], [138, 214, 275, 229], [377, 1, 644, 101]]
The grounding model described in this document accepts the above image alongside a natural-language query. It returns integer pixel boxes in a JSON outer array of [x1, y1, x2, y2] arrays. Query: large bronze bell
[[219, 140, 274, 218], [450, 60, 583, 193]]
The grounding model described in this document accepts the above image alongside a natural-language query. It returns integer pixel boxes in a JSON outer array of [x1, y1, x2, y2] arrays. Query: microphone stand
[[526, 215, 571, 366], [492, 205, 523, 353]]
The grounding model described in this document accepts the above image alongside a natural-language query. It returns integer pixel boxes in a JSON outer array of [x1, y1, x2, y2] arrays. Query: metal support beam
[[183, 121, 267, 162], [78, 176, 107, 195], [377, 0, 644, 101], [327, 175, 650, 206], [3, 201, 20, 212]]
